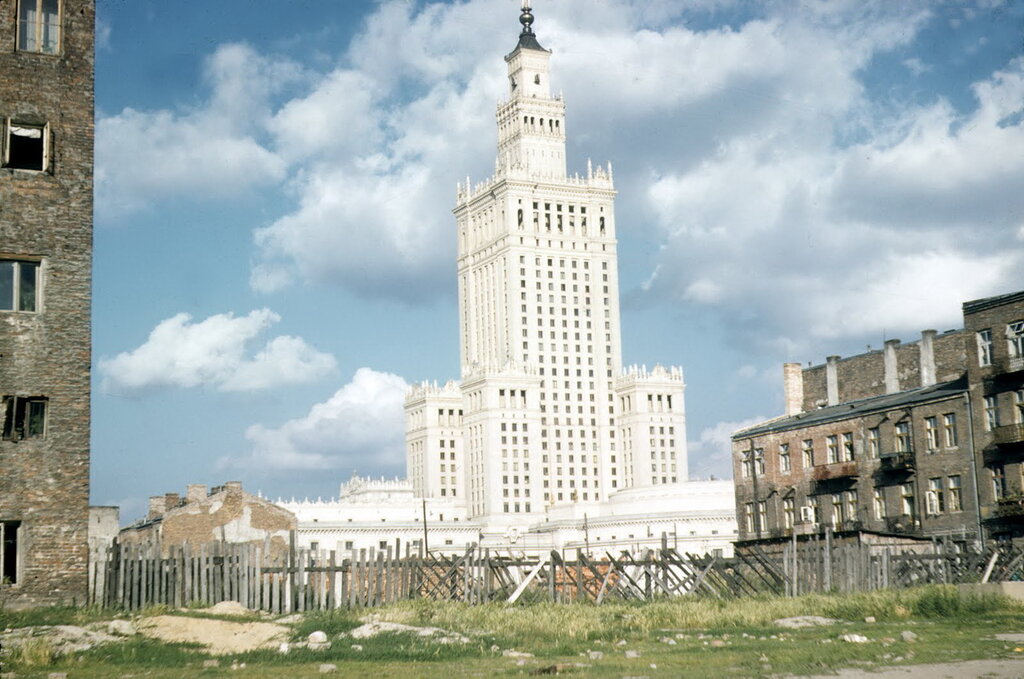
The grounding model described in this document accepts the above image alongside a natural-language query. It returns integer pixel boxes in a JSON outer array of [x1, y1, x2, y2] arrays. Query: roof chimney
[[826, 355, 840, 406], [164, 493, 181, 510], [783, 362, 804, 416], [147, 496, 166, 520], [920, 330, 937, 387], [186, 484, 207, 503], [884, 339, 901, 394]]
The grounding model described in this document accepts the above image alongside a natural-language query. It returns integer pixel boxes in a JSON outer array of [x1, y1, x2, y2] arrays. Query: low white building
[[279, 475, 736, 558]]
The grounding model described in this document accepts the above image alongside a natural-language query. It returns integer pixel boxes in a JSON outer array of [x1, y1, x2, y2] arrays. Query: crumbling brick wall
[[0, 0, 95, 606]]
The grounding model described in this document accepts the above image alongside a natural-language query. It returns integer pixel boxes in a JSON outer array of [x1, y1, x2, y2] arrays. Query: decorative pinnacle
[[520, 1, 534, 36]]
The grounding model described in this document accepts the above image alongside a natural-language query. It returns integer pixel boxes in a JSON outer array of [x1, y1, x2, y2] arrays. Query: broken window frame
[[0, 259, 41, 312], [2, 395, 48, 441], [16, 0, 61, 54], [0, 520, 21, 586], [3, 120, 51, 172]]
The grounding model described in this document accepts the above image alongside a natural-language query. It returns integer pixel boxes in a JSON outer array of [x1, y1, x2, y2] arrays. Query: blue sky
[[90, 0, 1024, 521]]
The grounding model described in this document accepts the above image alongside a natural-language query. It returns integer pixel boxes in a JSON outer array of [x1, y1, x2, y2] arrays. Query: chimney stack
[[147, 496, 166, 520], [186, 484, 207, 503], [826, 355, 840, 406], [920, 330, 937, 387], [783, 362, 804, 416], [884, 339, 901, 394], [164, 492, 180, 510]]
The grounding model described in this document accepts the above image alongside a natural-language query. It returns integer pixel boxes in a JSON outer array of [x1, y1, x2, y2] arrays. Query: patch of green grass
[[0, 604, 115, 629], [289, 607, 363, 639]]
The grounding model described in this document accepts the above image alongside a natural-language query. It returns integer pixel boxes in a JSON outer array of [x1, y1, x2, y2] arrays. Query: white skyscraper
[[406, 3, 688, 526]]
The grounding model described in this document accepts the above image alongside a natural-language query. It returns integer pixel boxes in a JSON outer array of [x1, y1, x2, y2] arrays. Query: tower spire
[[516, 0, 545, 51]]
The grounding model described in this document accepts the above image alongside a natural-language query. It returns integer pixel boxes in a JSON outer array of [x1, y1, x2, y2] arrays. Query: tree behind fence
[[88, 535, 1024, 611]]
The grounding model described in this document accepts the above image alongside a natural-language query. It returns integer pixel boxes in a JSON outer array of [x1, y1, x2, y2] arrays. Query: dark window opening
[[2, 396, 47, 440], [1, 521, 20, 585], [4, 123, 47, 171]]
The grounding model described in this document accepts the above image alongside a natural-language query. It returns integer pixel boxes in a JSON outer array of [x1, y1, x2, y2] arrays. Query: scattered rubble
[[347, 620, 469, 644], [774, 616, 839, 629]]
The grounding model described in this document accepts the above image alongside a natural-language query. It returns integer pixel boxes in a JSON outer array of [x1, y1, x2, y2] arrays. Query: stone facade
[[120, 482, 297, 558], [404, 4, 690, 528], [733, 289, 1024, 552], [0, 0, 94, 606]]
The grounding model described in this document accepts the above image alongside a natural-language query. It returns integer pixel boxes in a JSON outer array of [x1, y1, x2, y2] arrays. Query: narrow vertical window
[[947, 475, 962, 512], [943, 413, 958, 447], [984, 396, 999, 431], [802, 439, 813, 467], [992, 464, 1006, 500], [842, 432, 854, 461], [0, 521, 21, 585], [868, 427, 880, 458], [925, 416, 938, 451], [927, 477, 945, 514], [978, 329, 993, 367], [826, 434, 839, 464], [1008, 321, 1024, 359], [779, 443, 791, 473], [873, 488, 886, 521], [782, 497, 795, 529], [895, 421, 912, 453]]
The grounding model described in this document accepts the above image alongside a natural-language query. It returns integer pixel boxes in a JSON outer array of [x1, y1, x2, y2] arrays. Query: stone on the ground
[[865, 616, 876, 623], [615, 639, 627, 646], [659, 636, 677, 645], [710, 639, 726, 648], [351, 644, 363, 651], [107, 619, 136, 636], [208, 601, 251, 616], [202, 659, 220, 668], [588, 650, 604, 660], [839, 633, 869, 643], [901, 630, 918, 643], [502, 648, 534, 658], [308, 630, 331, 650], [348, 620, 469, 644], [625, 649, 641, 658], [47, 673, 68, 679], [774, 616, 839, 629], [278, 642, 290, 654], [319, 663, 338, 674]]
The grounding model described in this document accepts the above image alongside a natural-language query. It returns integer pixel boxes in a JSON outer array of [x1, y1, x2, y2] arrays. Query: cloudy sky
[[91, 0, 1024, 521]]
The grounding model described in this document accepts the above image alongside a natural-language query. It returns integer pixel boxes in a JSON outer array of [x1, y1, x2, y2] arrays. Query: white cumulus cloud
[[99, 309, 336, 393], [687, 416, 767, 480], [226, 368, 409, 472]]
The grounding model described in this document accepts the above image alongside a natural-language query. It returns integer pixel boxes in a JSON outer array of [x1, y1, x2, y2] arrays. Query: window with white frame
[[978, 329, 993, 367], [744, 502, 754, 532], [1008, 320, 1024, 358], [927, 477, 945, 514], [992, 464, 1006, 500], [802, 439, 813, 467], [901, 482, 915, 517], [740, 449, 752, 478], [17, 0, 60, 54], [757, 500, 767, 532], [925, 416, 938, 451], [0, 520, 20, 585], [947, 475, 962, 512], [826, 434, 839, 464], [845, 490, 857, 524], [873, 488, 886, 521], [868, 427, 880, 458], [754, 448, 765, 475], [782, 497, 795, 529], [984, 396, 999, 431], [779, 443, 791, 473], [943, 413, 958, 447], [831, 493, 844, 527], [3, 120, 50, 171], [842, 432, 854, 461], [0, 260, 39, 312], [895, 421, 912, 453]]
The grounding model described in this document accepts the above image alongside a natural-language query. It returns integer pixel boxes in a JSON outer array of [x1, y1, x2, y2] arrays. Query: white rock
[[839, 633, 869, 643], [774, 616, 840, 629], [319, 663, 338, 674], [625, 650, 641, 658], [278, 642, 291, 654], [107, 619, 136, 636]]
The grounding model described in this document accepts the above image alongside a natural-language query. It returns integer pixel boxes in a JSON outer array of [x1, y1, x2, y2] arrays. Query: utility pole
[[422, 499, 429, 555]]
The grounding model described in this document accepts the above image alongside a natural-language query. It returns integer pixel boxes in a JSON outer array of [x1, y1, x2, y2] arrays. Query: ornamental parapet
[[615, 364, 684, 390], [405, 379, 462, 402], [456, 162, 615, 205]]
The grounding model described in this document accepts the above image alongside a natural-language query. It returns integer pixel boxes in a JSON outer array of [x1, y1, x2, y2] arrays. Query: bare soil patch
[[136, 615, 287, 655]]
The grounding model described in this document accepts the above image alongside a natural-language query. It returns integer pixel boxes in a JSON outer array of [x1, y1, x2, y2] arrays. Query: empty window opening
[[0, 260, 39, 312], [2, 396, 47, 440], [0, 521, 20, 585], [4, 121, 49, 171], [18, 0, 60, 54]]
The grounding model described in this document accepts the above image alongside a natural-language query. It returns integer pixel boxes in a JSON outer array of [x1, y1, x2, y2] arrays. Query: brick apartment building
[[0, 0, 94, 605], [732, 290, 1024, 554]]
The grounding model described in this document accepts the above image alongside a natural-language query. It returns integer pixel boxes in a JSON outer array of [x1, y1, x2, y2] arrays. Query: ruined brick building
[[732, 290, 1024, 554], [0, 0, 94, 605]]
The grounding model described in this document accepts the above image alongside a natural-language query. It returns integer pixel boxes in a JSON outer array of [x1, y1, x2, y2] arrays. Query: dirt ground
[[135, 615, 288, 655], [798, 657, 1024, 678]]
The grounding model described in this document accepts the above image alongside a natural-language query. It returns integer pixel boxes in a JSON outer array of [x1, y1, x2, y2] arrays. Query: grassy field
[[3, 586, 1024, 678]]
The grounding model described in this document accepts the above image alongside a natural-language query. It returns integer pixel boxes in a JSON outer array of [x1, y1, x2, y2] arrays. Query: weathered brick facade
[[963, 291, 1024, 540], [733, 289, 1024, 553], [0, 0, 94, 605]]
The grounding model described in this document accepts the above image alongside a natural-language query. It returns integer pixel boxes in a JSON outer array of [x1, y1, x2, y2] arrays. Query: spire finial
[[520, 1, 534, 36]]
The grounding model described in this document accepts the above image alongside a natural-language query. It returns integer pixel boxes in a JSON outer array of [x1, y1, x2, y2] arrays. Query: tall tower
[[0, 0, 95, 604], [407, 2, 687, 524]]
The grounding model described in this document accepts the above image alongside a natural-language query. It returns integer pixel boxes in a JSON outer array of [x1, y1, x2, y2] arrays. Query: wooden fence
[[88, 535, 1024, 611]]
